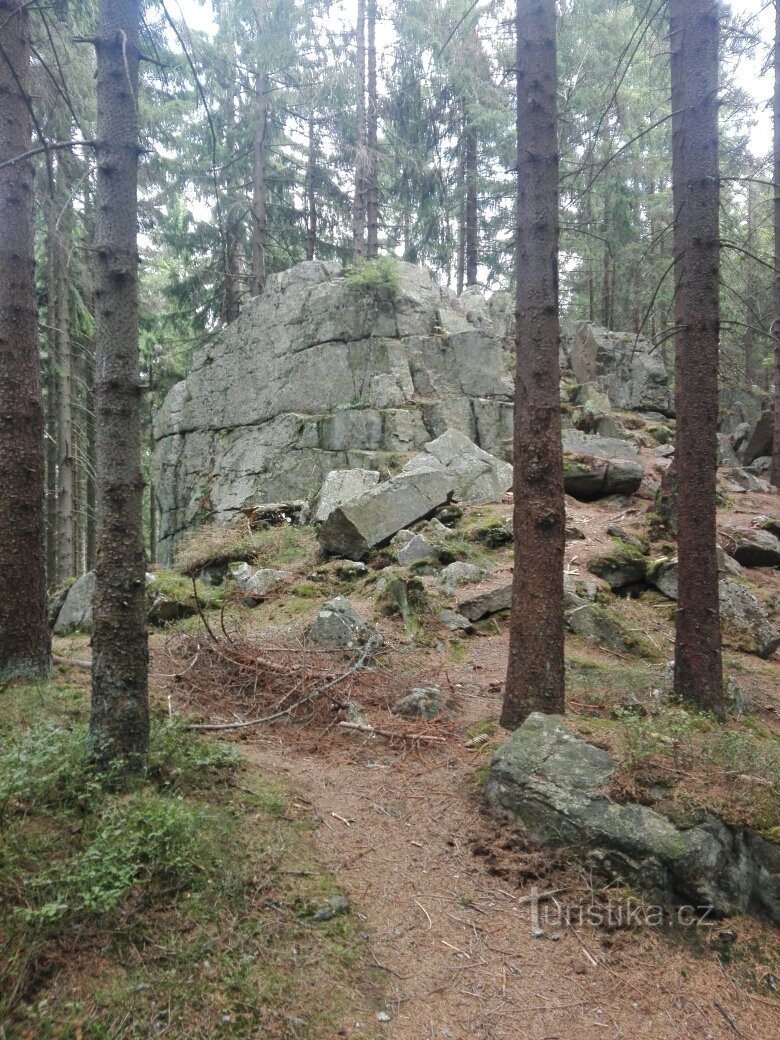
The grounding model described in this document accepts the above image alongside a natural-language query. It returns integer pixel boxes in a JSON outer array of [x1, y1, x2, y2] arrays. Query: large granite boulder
[[565, 322, 672, 415], [719, 579, 780, 659], [402, 429, 512, 504], [317, 467, 456, 559], [740, 408, 774, 465], [723, 526, 780, 568], [562, 431, 644, 501], [152, 261, 514, 564], [53, 571, 96, 634], [486, 714, 780, 924]]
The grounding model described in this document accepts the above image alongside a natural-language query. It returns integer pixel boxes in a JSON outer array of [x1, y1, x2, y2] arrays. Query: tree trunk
[[456, 126, 466, 296], [365, 0, 379, 258], [250, 55, 269, 297], [465, 118, 478, 287], [670, 0, 723, 717], [89, 0, 149, 771], [502, 0, 565, 729], [772, 0, 780, 488], [743, 177, 757, 386], [0, 0, 51, 680], [45, 225, 59, 584], [352, 0, 366, 258], [306, 111, 317, 261], [55, 245, 76, 581]]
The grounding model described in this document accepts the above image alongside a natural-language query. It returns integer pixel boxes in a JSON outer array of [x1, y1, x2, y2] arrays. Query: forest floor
[[46, 471, 780, 1040]]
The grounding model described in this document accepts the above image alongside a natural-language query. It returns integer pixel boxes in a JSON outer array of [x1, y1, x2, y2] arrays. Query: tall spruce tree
[[88, 0, 149, 770], [502, 0, 565, 729], [0, 0, 51, 681], [670, 0, 724, 717], [773, 0, 780, 489]]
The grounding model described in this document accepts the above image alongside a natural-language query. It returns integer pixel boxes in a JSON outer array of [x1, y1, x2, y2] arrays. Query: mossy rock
[[468, 517, 513, 549], [587, 539, 648, 591]]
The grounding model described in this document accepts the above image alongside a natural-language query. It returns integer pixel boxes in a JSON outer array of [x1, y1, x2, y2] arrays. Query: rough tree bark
[[55, 240, 76, 581], [773, 0, 780, 488], [464, 117, 478, 287], [88, 0, 149, 770], [365, 0, 379, 258], [306, 111, 317, 261], [670, 0, 724, 717], [250, 2, 269, 299], [502, 0, 565, 729], [0, 0, 51, 680], [352, 0, 366, 257]]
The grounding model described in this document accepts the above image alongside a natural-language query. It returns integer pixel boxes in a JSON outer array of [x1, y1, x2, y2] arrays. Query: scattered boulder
[[647, 549, 742, 601], [468, 516, 513, 548], [438, 561, 487, 594], [391, 686, 442, 719], [562, 431, 644, 501], [720, 467, 770, 494], [317, 468, 456, 559], [438, 608, 474, 633], [333, 560, 369, 581], [486, 713, 780, 924], [231, 563, 290, 598], [458, 583, 512, 621], [312, 469, 381, 524], [48, 583, 72, 628], [565, 603, 637, 655], [392, 532, 438, 567], [307, 597, 381, 649], [375, 573, 427, 633], [53, 571, 97, 635], [719, 579, 780, 659], [563, 573, 599, 610], [147, 597, 197, 626], [723, 527, 780, 568], [587, 541, 648, 591], [402, 429, 512, 504], [741, 409, 774, 465]]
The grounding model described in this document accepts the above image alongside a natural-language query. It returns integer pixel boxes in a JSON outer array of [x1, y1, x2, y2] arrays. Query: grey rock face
[[567, 322, 672, 415], [565, 603, 635, 654], [395, 533, 438, 567], [53, 571, 96, 634], [307, 597, 380, 649], [719, 579, 780, 659], [153, 261, 671, 564], [317, 468, 456, 559], [391, 686, 442, 719], [486, 713, 780, 924], [152, 261, 515, 564], [402, 429, 512, 504], [312, 469, 380, 524]]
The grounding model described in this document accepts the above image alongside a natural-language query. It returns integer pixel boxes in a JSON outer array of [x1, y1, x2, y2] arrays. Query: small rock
[[231, 563, 290, 598], [458, 583, 512, 621], [439, 609, 474, 633], [391, 686, 442, 719], [309, 895, 350, 922], [396, 534, 438, 567], [334, 560, 369, 580], [377, 1011, 392, 1023], [307, 597, 382, 649], [723, 527, 780, 568], [438, 561, 486, 594], [725, 677, 751, 715]]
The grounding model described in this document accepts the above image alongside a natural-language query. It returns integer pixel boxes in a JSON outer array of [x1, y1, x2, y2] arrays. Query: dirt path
[[244, 721, 780, 1040]]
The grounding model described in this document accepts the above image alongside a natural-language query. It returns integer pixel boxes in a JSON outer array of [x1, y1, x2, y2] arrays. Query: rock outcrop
[[486, 713, 780, 925], [152, 261, 515, 563], [153, 261, 671, 564]]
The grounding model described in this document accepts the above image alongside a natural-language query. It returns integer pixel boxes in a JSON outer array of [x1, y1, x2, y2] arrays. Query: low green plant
[[344, 256, 400, 303]]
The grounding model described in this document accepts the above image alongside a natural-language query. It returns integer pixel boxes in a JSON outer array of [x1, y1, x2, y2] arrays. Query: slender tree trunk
[[465, 118, 478, 287], [352, 0, 366, 257], [82, 164, 97, 571], [743, 178, 757, 386], [45, 222, 59, 584], [670, 0, 723, 717], [250, 62, 269, 297], [366, 0, 379, 258], [457, 127, 466, 296], [772, 1, 780, 488], [222, 35, 241, 322], [502, 0, 565, 729], [55, 246, 76, 581], [89, 0, 149, 771], [306, 111, 316, 261], [0, 0, 51, 679]]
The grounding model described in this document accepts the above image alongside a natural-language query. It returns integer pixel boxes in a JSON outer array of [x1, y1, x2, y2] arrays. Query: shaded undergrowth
[[0, 682, 379, 1039]]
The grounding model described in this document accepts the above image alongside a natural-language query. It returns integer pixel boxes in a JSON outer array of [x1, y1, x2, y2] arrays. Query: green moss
[[344, 256, 400, 303]]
